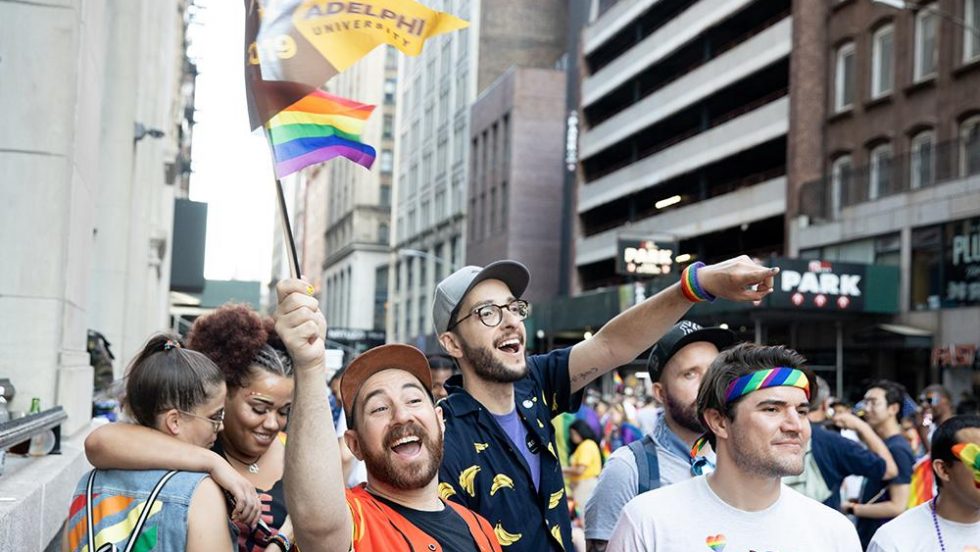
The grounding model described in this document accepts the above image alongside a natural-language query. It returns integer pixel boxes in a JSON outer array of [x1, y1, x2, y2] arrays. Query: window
[[384, 79, 397, 104], [835, 42, 856, 112], [457, 28, 469, 61], [452, 174, 463, 213], [453, 123, 466, 164], [383, 115, 394, 139], [490, 187, 497, 231], [869, 144, 892, 200], [914, 5, 939, 80], [871, 25, 894, 98], [374, 265, 388, 331], [441, 41, 452, 74], [830, 155, 852, 214], [409, 163, 419, 195], [385, 46, 398, 70], [437, 139, 448, 172], [423, 152, 432, 185], [966, 0, 980, 62], [961, 115, 980, 176], [405, 299, 413, 337], [500, 181, 508, 230], [875, 233, 902, 267], [380, 150, 394, 173], [435, 187, 446, 220], [469, 197, 478, 236], [380, 185, 391, 207], [378, 222, 389, 244], [911, 226, 943, 310], [439, 89, 450, 123], [456, 70, 468, 113], [910, 131, 935, 189]]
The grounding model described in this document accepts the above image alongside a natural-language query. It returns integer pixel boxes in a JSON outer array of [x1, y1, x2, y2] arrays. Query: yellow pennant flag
[[245, 0, 468, 129], [293, 0, 468, 67]]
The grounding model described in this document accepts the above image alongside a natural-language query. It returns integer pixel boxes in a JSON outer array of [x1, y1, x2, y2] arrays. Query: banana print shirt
[[438, 347, 582, 552]]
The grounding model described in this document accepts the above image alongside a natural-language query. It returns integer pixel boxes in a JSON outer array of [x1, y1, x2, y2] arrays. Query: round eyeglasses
[[449, 299, 530, 330], [179, 409, 225, 433]]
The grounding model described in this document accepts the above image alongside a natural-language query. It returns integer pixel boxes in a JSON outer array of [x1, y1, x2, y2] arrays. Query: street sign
[[615, 238, 677, 277]]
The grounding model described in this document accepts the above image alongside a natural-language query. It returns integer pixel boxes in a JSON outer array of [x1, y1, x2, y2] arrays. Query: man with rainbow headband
[[868, 414, 980, 552], [608, 343, 861, 551]]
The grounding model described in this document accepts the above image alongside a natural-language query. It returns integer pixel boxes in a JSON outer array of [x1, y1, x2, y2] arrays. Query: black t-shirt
[[373, 494, 481, 552], [212, 438, 289, 551]]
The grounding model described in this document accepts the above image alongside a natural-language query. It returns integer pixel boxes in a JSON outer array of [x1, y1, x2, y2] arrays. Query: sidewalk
[[0, 422, 94, 550]]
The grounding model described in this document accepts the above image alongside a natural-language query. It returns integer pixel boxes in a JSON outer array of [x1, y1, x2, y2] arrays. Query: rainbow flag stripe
[[266, 90, 376, 178], [907, 455, 935, 508], [724, 367, 810, 403]]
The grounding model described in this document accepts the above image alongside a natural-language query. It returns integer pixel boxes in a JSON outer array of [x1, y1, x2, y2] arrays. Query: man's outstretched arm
[[568, 255, 778, 392], [276, 279, 352, 552]]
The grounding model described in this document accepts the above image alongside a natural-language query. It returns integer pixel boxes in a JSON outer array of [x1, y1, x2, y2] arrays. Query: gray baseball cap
[[432, 260, 530, 333]]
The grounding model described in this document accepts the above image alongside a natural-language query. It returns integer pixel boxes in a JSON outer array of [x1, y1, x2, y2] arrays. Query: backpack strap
[[627, 434, 661, 495], [122, 470, 178, 552], [84, 470, 179, 552]]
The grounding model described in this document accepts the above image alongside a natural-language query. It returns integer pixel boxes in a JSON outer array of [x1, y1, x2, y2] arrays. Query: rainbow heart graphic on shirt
[[705, 534, 726, 551]]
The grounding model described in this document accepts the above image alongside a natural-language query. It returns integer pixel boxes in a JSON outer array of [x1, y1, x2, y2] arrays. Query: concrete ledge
[[0, 422, 94, 550]]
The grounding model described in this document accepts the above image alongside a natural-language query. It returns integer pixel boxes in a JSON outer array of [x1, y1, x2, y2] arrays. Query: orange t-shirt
[[345, 485, 501, 551]]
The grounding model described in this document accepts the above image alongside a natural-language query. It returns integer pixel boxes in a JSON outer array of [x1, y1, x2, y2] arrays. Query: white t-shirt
[[867, 502, 980, 552], [608, 476, 862, 551]]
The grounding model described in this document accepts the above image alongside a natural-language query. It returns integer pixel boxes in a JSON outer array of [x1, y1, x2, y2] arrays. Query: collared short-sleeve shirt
[[438, 347, 583, 552]]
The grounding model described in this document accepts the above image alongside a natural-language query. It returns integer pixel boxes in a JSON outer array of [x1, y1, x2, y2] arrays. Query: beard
[[729, 428, 804, 478], [360, 421, 444, 490], [663, 392, 704, 434], [460, 339, 528, 384]]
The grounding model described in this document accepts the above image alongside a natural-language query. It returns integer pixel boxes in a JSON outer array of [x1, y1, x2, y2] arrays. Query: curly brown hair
[[186, 303, 293, 390]]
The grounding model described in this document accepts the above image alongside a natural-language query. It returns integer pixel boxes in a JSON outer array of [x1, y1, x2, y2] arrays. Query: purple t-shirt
[[492, 408, 541, 491]]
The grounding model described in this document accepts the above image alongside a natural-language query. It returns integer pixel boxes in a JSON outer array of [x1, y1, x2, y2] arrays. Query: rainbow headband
[[725, 367, 810, 404], [690, 367, 811, 458], [953, 442, 980, 488]]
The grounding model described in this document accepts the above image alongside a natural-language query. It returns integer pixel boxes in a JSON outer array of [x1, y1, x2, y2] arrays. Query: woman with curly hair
[[85, 304, 299, 552]]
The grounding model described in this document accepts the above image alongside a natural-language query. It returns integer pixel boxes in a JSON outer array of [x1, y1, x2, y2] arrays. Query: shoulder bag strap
[[120, 470, 179, 552]]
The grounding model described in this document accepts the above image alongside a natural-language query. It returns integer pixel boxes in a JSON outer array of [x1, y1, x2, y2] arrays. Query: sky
[[187, 0, 276, 282]]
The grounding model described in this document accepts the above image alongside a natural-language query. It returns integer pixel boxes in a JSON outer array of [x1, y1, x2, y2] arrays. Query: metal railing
[[799, 137, 980, 223], [0, 407, 67, 455]]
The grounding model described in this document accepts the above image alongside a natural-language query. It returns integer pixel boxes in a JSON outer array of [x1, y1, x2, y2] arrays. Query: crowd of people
[[61, 256, 979, 551]]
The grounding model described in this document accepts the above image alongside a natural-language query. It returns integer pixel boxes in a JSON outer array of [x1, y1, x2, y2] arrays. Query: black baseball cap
[[646, 321, 737, 380]]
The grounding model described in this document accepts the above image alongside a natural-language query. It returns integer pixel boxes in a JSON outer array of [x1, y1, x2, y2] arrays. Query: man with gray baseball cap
[[431, 256, 779, 552], [584, 321, 735, 551]]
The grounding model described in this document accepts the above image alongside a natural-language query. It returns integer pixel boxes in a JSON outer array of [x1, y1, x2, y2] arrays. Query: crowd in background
[[63, 257, 979, 552]]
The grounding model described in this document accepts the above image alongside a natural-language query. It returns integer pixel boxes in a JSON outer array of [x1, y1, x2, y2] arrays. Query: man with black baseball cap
[[275, 280, 501, 552], [583, 321, 736, 552], [431, 256, 777, 552]]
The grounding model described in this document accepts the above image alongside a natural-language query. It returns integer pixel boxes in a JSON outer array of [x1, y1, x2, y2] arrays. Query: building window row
[[835, 1, 980, 113], [827, 115, 980, 213]]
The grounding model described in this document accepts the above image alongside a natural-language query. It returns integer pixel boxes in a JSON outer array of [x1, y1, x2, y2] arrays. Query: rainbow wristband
[[680, 262, 716, 303]]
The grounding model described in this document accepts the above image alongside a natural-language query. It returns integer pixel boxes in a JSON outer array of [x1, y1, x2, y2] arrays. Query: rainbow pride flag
[[266, 89, 376, 178], [907, 454, 935, 508], [612, 370, 624, 387]]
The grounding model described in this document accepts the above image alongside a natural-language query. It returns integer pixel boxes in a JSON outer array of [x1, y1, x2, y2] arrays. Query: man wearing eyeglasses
[[431, 258, 779, 552]]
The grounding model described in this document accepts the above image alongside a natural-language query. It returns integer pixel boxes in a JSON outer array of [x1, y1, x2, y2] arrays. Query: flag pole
[[265, 124, 303, 280]]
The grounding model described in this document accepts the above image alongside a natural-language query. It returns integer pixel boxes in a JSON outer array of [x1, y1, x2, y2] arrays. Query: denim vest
[[65, 469, 230, 552]]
